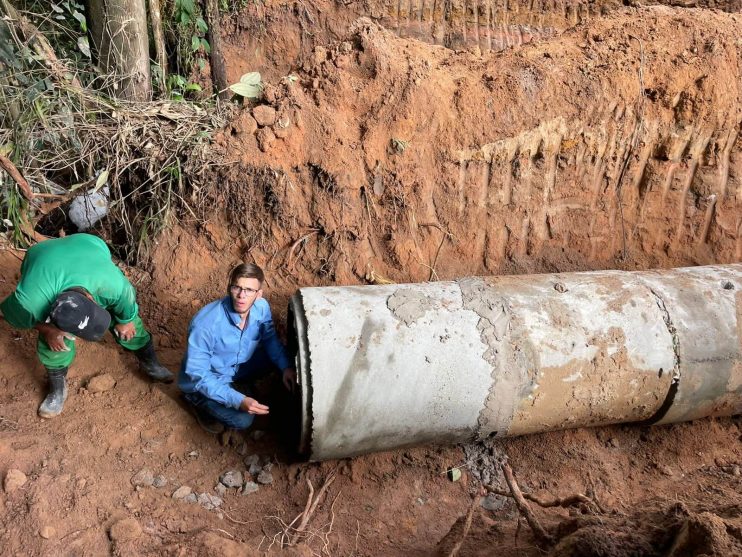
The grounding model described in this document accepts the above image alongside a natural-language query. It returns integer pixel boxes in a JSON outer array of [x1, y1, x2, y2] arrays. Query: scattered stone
[[262, 462, 273, 473], [39, 526, 56, 539], [732, 465, 741, 477], [481, 493, 508, 512], [244, 454, 260, 467], [256, 128, 276, 152], [659, 465, 674, 476], [109, 518, 142, 541], [172, 485, 192, 500], [251, 430, 266, 442], [220, 470, 244, 489], [248, 463, 263, 477], [256, 470, 273, 485], [242, 481, 259, 495], [87, 373, 116, 393], [187, 450, 199, 459], [608, 438, 620, 449], [198, 492, 223, 510], [130, 468, 154, 487], [4, 469, 27, 492], [236, 442, 248, 456], [215, 483, 227, 497], [184, 493, 198, 504], [554, 282, 568, 293], [152, 475, 167, 488], [252, 105, 277, 127]]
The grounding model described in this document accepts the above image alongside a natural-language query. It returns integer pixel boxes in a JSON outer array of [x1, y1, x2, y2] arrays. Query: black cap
[[49, 291, 111, 341]]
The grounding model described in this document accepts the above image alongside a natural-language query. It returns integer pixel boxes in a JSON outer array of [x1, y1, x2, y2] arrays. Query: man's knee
[[221, 412, 254, 430]]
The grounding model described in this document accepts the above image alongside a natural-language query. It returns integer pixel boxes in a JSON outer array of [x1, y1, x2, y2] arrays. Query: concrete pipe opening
[[288, 264, 742, 462]]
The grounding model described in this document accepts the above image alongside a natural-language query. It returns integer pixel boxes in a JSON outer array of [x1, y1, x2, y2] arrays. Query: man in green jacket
[[0, 233, 174, 418]]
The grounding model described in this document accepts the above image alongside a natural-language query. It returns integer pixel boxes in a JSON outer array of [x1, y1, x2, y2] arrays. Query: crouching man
[[0, 234, 174, 418], [179, 263, 296, 433]]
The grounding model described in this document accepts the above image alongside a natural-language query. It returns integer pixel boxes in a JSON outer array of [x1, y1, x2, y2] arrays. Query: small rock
[[130, 468, 154, 487], [732, 465, 741, 477], [87, 373, 116, 393], [608, 438, 619, 449], [256, 128, 276, 152], [242, 481, 259, 495], [244, 454, 261, 467], [554, 282, 568, 293], [248, 463, 263, 477], [251, 430, 266, 442], [481, 493, 508, 512], [198, 492, 223, 510], [184, 493, 198, 504], [4, 469, 27, 492], [262, 462, 273, 473], [39, 526, 56, 539], [152, 475, 167, 488], [109, 518, 142, 541], [252, 105, 277, 127], [236, 442, 248, 456], [659, 465, 674, 476], [215, 483, 227, 496], [257, 470, 273, 485], [220, 470, 243, 488], [187, 450, 199, 459], [172, 485, 192, 500]]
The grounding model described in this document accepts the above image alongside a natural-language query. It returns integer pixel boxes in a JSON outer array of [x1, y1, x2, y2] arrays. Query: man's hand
[[37, 323, 75, 352], [240, 396, 270, 415], [114, 321, 136, 341], [282, 367, 297, 393]]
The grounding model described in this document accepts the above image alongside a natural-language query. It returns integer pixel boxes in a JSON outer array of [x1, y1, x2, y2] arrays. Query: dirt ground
[[2, 0, 742, 555]]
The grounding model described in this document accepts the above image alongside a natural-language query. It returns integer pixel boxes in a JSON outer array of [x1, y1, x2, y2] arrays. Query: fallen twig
[[501, 462, 553, 546]]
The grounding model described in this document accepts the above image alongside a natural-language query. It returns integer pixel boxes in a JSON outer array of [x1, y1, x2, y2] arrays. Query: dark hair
[[229, 263, 264, 285]]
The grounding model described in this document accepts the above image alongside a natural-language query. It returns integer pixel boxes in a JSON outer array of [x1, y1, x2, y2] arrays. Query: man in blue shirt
[[179, 263, 296, 433]]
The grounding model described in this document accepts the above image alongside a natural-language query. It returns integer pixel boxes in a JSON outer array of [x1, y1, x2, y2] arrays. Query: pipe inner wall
[[289, 265, 742, 461]]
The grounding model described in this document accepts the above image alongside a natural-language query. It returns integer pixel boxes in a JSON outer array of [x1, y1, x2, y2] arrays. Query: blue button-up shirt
[[178, 297, 291, 409]]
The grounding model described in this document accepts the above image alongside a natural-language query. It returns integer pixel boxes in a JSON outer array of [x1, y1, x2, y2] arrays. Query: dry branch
[[0, 153, 34, 202], [501, 462, 553, 547]]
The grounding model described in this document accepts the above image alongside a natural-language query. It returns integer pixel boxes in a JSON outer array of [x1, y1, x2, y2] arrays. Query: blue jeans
[[184, 347, 275, 430]]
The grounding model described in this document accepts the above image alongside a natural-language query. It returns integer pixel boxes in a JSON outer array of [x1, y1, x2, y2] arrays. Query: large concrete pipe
[[288, 265, 742, 461]]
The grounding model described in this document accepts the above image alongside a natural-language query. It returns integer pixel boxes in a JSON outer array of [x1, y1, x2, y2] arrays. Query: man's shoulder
[[254, 298, 272, 318]]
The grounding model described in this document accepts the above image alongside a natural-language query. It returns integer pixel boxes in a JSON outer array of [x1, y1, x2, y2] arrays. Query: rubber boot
[[38, 367, 68, 419], [134, 340, 175, 383]]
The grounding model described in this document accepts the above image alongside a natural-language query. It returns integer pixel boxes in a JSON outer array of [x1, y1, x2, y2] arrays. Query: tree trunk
[[147, 0, 167, 94], [204, 0, 229, 99], [87, 0, 152, 101]]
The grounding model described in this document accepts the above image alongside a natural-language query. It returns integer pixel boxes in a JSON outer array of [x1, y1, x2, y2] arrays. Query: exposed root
[[447, 491, 482, 557], [501, 461, 554, 547]]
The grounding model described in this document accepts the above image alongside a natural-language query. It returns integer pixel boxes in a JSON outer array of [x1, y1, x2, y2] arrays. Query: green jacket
[[0, 234, 139, 329]]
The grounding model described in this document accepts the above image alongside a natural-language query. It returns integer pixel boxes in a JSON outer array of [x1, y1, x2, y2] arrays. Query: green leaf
[[179, 12, 190, 25], [195, 17, 208, 34], [240, 72, 262, 85], [200, 38, 210, 55], [191, 35, 200, 52], [51, 3, 64, 13], [228, 82, 262, 99], [72, 10, 86, 31], [185, 83, 202, 92], [77, 36, 91, 58]]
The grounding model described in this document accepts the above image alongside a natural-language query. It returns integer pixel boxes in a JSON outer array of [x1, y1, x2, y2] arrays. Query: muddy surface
[[2, 0, 742, 555]]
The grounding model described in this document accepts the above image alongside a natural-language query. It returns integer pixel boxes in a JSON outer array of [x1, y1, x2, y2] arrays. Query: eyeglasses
[[230, 285, 259, 296]]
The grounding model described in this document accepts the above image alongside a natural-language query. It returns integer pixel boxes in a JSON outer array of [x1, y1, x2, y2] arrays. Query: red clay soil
[[2, 1, 742, 556]]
